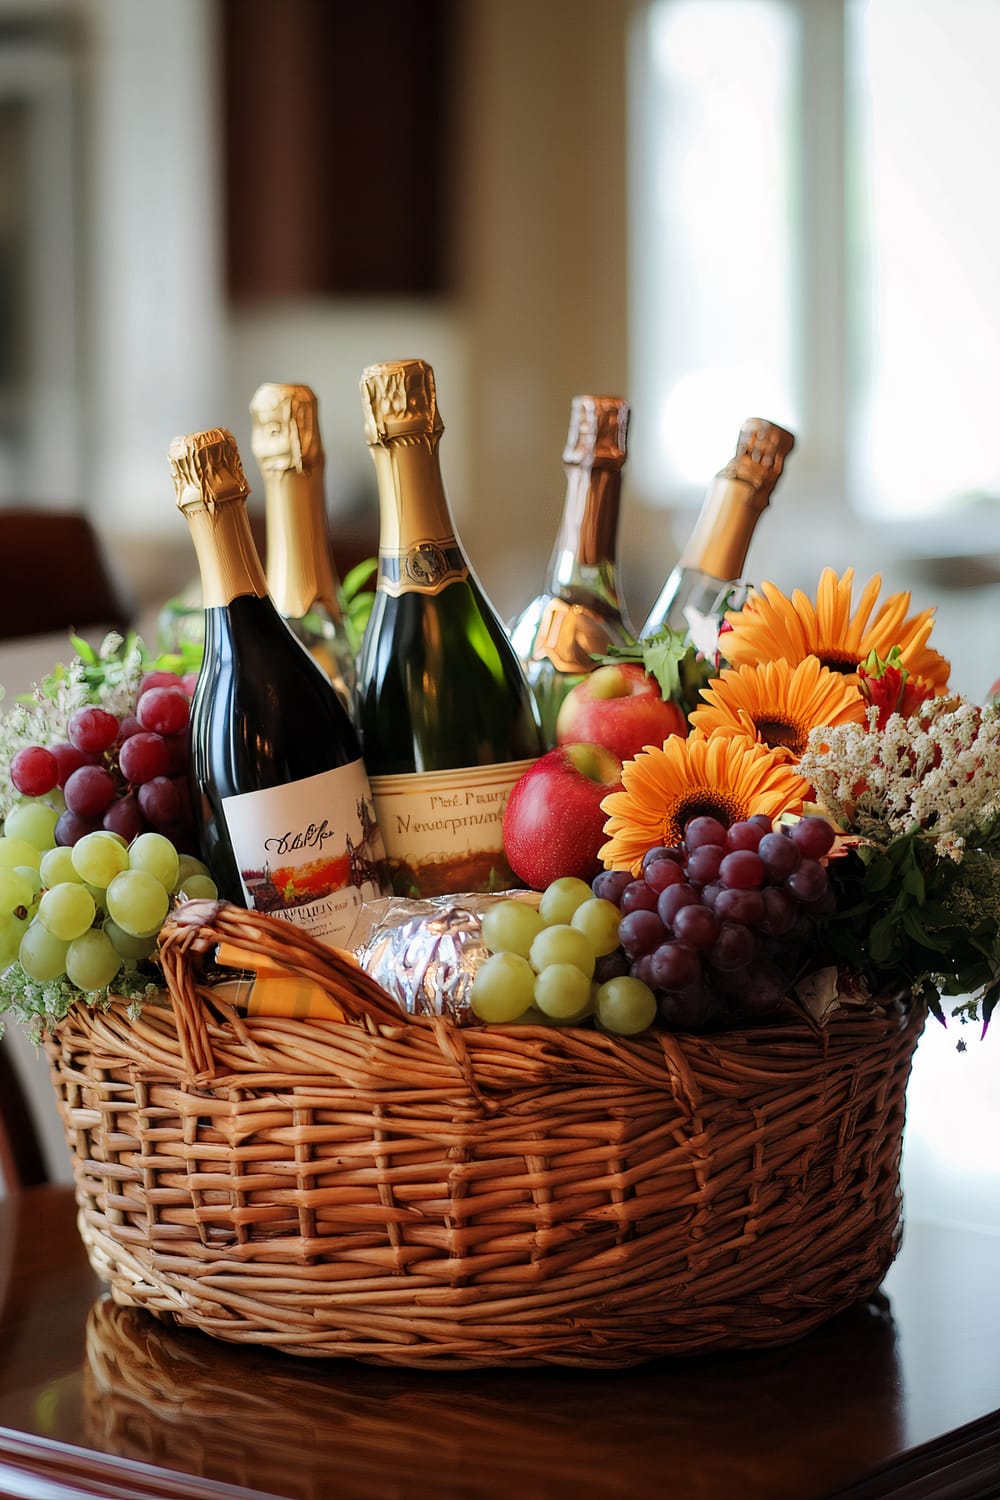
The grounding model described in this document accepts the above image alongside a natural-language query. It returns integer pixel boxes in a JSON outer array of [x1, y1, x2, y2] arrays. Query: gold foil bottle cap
[[168, 428, 250, 514], [360, 359, 444, 446], [721, 418, 796, 493], [249, 383, 324, 475], [563, 395, 630, 470]]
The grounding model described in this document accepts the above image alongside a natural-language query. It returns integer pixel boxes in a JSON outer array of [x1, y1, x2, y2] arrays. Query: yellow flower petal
[[599, 732, 808, 874], [689, 657, 867, 760], [723, 567, 950, 691]]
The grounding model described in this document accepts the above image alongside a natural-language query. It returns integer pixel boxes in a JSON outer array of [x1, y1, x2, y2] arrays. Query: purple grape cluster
[[9, 670, 200, 854], [591, 813, 837, 1031]]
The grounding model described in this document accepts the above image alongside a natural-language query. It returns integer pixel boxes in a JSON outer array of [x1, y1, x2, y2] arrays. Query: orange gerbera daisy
[[723, 567, 951, 692], [688, 657, 867, 760], [598, 732, 808, 874]]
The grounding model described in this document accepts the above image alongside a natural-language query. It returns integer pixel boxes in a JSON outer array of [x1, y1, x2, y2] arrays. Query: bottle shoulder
[[356, 583, 543, 772], [202, 597, 357, 731], [359, 577, 517, 664]]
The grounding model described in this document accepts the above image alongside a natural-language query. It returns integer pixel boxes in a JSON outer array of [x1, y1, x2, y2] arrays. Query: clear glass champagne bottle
[[642, 418, 795, 656], [508, 394, 636, 745]]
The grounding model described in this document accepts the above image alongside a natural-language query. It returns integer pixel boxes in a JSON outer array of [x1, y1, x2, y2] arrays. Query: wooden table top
[[0, 1186, 997, 1500]]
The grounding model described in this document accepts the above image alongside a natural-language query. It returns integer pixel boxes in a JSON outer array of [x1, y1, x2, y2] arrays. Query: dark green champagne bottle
[[170, 426, 387, 945], [357, 359, 543, 897]]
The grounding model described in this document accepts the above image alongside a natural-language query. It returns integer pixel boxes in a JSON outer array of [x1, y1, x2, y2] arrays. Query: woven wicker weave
[[46, 898, 924, 1368]]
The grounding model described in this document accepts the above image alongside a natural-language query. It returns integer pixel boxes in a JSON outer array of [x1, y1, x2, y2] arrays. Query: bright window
[[630, 0, 1000, 1234], [849, 0, 1000, 519], [630, 0, 1000, 524], [629, 0, 800, 500]]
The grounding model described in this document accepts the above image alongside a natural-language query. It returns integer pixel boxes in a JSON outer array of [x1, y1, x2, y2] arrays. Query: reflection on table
[[78, 1291, 904, 1500], [1, 1188, 999, 1500]]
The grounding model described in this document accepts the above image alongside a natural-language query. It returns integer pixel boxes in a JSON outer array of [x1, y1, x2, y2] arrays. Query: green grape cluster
[[470, 876, 657, 1036], [0, 821, 216, 996]]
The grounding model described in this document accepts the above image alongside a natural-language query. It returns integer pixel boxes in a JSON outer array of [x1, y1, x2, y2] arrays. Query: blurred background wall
[[1, 0, 996, 692], [1, 0, 999, 1219]]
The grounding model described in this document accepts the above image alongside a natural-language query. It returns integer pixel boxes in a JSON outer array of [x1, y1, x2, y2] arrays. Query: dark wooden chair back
[[0, 1038, 47, 1190], [0, 509, 131, 641]]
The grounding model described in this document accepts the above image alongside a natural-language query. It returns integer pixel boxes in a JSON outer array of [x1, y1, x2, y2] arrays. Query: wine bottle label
[[377, 538, 469, 597], [220, 760, 387, 946], [369, 758, 538, 897]]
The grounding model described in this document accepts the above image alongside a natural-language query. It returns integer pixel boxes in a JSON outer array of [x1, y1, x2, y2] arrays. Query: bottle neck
[[263, 468, 340, 620], [183, 498, 269, 609], [547, 463, 624, 606], [370, 436, 469, 597], [678, 473, 772, 582]]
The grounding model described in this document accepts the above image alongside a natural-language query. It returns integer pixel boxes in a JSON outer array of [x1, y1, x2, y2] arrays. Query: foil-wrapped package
[[347, 892, 539, 1025]]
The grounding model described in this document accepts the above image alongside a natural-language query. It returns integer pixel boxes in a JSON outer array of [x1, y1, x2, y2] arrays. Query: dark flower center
[[757, 718, 805, 752], [818, 652, 860, 675], [676, 794, 743, 836]]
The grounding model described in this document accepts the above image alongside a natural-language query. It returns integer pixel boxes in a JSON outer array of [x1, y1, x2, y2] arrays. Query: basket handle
[[156, 898, 407, 1079]]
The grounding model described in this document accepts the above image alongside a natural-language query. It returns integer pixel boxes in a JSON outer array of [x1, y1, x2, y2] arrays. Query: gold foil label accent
[[180, 502, 269, 608], [260, 467, 340, 620], [168, 428, 250, 514], [360, 359, 443, 446], [720, 418, 795, 495], [170, 427, 267, 607], [250, 382, 343, 623], [678, 417, 796, 580], [249, 383, 324, 475], [563, 395, 629, 470], [377, 538, 468, 596], [553, 396, 630, 570], [366, 402, 463, 595]]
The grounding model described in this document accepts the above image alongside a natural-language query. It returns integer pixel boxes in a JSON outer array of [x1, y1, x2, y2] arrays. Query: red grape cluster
[[591, 813, 837, 1031], [10, 670, 199, 852]]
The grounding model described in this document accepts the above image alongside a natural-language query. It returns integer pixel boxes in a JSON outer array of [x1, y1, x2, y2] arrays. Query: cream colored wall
[[452, 0, 662, 624], [222, 0, 671, 631], [86, 0, 675, 631]]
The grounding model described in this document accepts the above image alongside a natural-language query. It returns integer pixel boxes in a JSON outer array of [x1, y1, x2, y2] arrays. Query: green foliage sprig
[[341, 558, 378, 655], [594, 627, 715, 715], [2, 963, 163, 1044], [0, 631, 196, 1034], [820, 826, 1000, 1030], [799, 698, 1000, 1033]]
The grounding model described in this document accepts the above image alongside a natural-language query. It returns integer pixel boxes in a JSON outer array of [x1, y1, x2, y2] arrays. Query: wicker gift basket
[[44, 896, 924, 1370]]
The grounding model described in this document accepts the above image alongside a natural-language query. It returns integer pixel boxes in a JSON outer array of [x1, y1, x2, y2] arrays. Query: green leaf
[[863, 855, 897, 894], [593, 627, 692, 702], [342, 557, 377, 602], [339, 558, 377, 655], [868, 913, 896, 965], [70, 634, 97, 664], [900, 908, 950, 952], [899, 843, 926, 901], [638, 631, 691, 700]]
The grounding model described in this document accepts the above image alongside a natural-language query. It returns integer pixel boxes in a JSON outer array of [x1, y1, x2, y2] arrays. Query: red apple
[[555, 663, 687, 763], [502, 742, 624, 890]]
